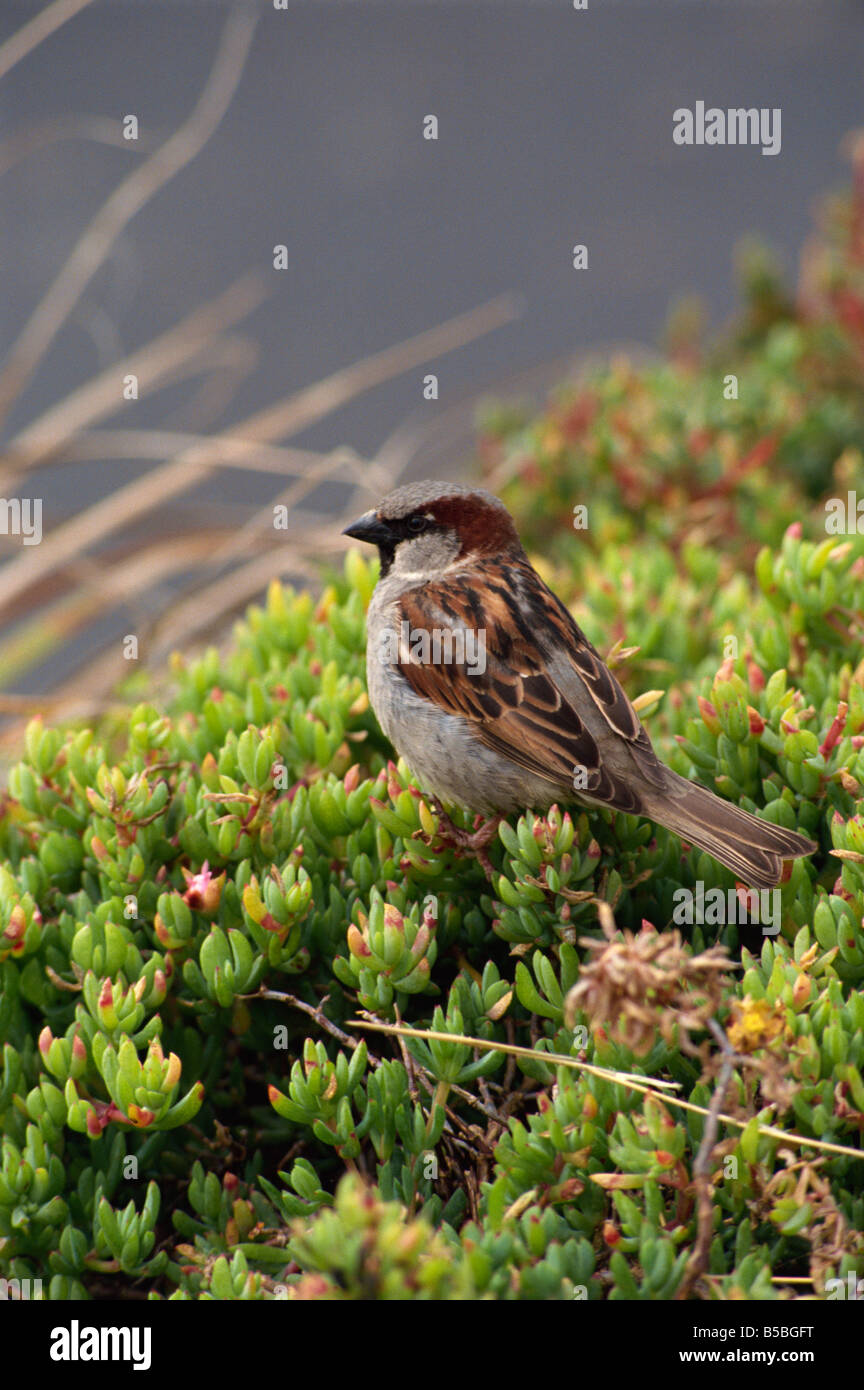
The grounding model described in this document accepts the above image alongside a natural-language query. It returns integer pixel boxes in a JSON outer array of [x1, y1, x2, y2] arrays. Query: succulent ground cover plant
[[1, 151, 863, 1302]]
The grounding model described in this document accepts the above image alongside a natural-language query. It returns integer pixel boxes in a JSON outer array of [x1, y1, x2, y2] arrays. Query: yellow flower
[[728, 996, 786, 1053]]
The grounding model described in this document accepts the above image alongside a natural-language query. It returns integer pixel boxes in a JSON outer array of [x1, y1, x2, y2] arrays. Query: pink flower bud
[[3, 905, 26, 941], [698, 696, 721, 734], [819, 702, 848, 759], [182, 861, 225, 913], [344, 764, 360, 794]]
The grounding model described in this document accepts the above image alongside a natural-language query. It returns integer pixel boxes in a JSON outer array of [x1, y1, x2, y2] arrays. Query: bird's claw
[[424, 799, 501, 880]]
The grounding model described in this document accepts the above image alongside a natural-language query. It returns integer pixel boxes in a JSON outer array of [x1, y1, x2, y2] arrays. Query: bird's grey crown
[[377, 479, 507, 520]]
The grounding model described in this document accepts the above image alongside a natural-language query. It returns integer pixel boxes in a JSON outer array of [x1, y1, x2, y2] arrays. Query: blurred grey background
[[0, 0, 862, 698]]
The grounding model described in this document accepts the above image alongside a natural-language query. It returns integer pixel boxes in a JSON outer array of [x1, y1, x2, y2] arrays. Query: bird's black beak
[[341, 511, 395, 547]]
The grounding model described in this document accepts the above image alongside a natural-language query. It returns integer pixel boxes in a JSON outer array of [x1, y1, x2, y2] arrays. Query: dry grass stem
[[0, 7, 257, 424], [0, 0, 97, 84]]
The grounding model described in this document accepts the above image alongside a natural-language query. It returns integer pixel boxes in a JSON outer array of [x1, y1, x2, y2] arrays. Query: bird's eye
[[407, 515, 428, 534]]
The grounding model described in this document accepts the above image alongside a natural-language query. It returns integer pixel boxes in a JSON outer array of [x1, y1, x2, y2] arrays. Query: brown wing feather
[[393, 560, 660, 813]]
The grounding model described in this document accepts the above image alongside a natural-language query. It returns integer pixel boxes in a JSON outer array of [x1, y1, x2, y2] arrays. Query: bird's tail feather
[[646, 771, 816, 890]]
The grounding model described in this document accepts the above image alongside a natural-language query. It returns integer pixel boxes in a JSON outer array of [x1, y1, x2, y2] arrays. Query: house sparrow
[[342, 481, 816, 889]]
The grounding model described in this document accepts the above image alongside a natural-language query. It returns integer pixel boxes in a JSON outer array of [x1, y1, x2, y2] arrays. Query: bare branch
[[252, 989, 369, 1058], [146, 547, 321, 662], [204, 448, 390, 572], [0, 272, 266, 486], [0, 531, 234, 687], [0, 0, 96, 84], [0, 6, 257, 425], [675, 1020, 739, 1301], [64, 431, 375, 478], [239, 292, 520, 443], [0, 294, 516, 622], [0, 115, 158, 179]]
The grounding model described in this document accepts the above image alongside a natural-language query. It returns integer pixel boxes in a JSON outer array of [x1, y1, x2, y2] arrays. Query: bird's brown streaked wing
[[392, 566, 661, 812]]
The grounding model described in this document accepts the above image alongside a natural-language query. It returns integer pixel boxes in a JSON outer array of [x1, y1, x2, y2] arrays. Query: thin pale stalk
[[349, 1020, 864, 1163], [0, 8, 257, 425], [0, 295, 516, 621], [1, 272, 266, 485], [0, 0, 96, 83]]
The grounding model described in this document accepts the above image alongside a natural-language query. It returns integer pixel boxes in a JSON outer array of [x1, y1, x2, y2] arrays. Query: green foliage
[[2, 159, 864, 1300]]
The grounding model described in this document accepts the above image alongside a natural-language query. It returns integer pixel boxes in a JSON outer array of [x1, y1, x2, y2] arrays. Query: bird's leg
[[425, 798, 501, 879]]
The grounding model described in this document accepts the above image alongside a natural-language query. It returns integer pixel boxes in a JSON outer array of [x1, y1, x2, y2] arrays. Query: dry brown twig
[[1, 273, 268, 485], [0, 7, 258, 425], [0, 295, 517, 628], [0, 0, 97, 84], [0, 114, 160, 180], [675, 1019, 739, 1301], [748, 1149, 864, 1297], [563, 901, 733, 1057]]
